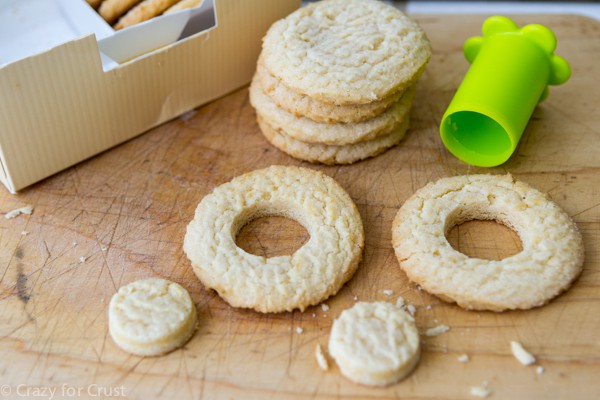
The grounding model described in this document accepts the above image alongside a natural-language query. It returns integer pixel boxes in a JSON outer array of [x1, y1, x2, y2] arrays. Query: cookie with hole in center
[[392, 174, 584, 311], [183, 165, 364, 313]]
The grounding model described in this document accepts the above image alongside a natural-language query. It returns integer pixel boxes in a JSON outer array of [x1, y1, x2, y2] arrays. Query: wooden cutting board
[[0, 14, 599, 400]]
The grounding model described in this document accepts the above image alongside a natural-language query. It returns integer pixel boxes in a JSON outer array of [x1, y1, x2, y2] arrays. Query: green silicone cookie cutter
[[440, 16, 571, 167]]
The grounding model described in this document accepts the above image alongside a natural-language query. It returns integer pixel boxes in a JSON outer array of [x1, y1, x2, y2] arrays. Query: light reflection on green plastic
[[439, 16, 571, 167], [442, 111, 512, 166]]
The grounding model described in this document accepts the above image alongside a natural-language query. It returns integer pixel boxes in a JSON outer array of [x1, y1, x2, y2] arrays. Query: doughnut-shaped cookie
[[329, 302, 420, 386], [109, 278, 198, 356], [261, 0, 431, 105], [392, 175, 584, 311], [184, 166, 364, 313]]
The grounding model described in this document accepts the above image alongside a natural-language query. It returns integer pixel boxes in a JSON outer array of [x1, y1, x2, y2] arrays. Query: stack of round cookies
[[250, 0, 431, 165]]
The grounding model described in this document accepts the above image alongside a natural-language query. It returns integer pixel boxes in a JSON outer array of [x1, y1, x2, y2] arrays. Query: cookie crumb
[[383, 289, 394, 296], [5, 205, 33, 219], [395, 297, 405, 308], [296, 327, 303, 334], [470, 385, 492, 398], [416, 284, 422, 291], [79, 256, 87, 263], [426, 305, 432, 310], [312, 313, 316, 318], [21, 231, 29, 236], [321, 303, 330, 312], [73, 241, 78, 246], [406, 304, 416, 316], [536, 366, 545, 375], [353, 295, 359, 301], [510, 341, 536, 365], [315, 344, 329, 371], [425, 325, 450, 337], [101, 246, 108, 251], [458, 354, 470, 363]]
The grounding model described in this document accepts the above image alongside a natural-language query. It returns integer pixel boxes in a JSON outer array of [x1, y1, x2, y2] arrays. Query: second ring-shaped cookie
[[184, 166, 364, 313], [392, 174, 584, 311]]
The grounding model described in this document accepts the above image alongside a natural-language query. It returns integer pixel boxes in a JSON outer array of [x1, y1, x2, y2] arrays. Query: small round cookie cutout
[[109, 278, 198, 356], [329, 302, 420, 386], [261, 0, 431, 104], [184, 166, 364, 313], [392, 175, 584, 311]]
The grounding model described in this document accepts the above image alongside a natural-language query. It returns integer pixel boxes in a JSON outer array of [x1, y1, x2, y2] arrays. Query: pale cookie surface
[[86, 0, 102, 9], [109, 278, 198, 356], [250, 74, 414, 145], [261, 0, 431, 105], [257, 115, 409, 165], [392, 175, 584, 311], [329, 302, 421, 386], [164, 0, 203, 14], [115, 0, 180, 29], [183, 166, 364, 313], [257, 61, 406, 124]]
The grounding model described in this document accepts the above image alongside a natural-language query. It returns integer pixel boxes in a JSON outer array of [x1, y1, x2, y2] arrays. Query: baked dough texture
[[108, 278, 198, 356], [392, 174, 584, 311], [99, 0, 141, 24], [250, 74, 415, 146], [183, 166, 364, 313], [261, 0, 431, 105], [257, 115, 409, 165], [256, 61, 407, 124], [164, 0, 203, 14], [114, 0, 180, 30], [329, 302, 421, 386]]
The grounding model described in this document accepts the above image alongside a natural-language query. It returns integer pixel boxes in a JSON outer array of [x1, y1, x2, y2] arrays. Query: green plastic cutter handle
[[440, 16, 571, 167]]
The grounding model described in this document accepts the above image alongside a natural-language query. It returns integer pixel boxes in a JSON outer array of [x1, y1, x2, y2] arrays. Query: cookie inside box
[[0, 0, 216, 70]]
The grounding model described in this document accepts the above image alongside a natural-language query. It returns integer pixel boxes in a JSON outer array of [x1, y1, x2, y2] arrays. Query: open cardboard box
[[0, 0, 300, 193]]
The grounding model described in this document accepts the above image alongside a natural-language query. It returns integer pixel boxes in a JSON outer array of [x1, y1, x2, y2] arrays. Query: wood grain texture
[[0, 14, 599, 400]]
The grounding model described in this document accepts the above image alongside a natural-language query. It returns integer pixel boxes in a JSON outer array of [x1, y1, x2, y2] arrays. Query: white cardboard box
[[0, 0, 300, 192]]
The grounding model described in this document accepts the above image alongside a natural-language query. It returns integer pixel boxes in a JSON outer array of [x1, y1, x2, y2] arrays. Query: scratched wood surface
[[0, 14, 599, 400]]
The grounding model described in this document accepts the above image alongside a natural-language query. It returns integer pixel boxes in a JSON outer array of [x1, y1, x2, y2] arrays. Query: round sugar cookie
[[261, 0, 431, 105], [329, 302, 421, 386], [109, 278, 198, 356], [392, 174, 585, 311], [250, 74, 415, 146], [257, 61, 406, 124], [257, 115, 410, 165], [183, 166, 364, 313]]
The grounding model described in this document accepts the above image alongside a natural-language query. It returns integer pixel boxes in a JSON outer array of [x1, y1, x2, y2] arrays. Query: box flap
[[0, 0, 112, 67], [0, 0, 301, 192]]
